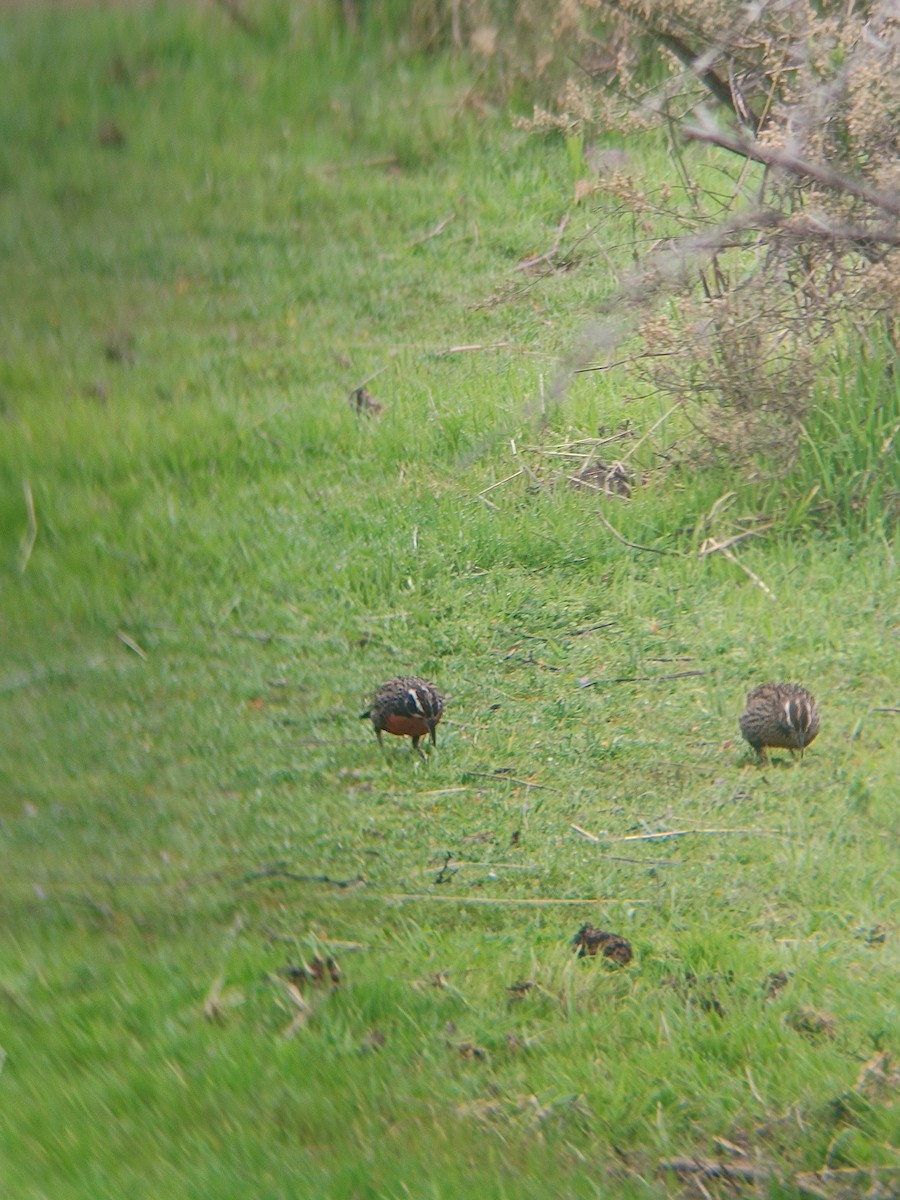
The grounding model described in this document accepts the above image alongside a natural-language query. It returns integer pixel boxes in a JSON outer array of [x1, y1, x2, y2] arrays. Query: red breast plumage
[[360, 676, 444, 757]]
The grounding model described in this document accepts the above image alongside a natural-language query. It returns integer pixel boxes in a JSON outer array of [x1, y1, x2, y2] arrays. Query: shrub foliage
[[359, 0, 900, 526]]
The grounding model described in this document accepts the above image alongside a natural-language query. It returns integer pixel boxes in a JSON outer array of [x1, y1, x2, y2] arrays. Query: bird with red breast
[[361, 676, 444, 758]]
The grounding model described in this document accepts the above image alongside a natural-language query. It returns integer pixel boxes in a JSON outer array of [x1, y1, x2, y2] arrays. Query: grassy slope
[[0, 5, 898, 1198]]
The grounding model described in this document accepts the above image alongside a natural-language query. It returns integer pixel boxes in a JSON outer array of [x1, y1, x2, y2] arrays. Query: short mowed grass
[[1, 4, 898, 1197]]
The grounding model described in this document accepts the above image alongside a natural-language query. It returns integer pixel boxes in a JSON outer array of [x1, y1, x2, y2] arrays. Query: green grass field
[[1, 4, 898, 1197]]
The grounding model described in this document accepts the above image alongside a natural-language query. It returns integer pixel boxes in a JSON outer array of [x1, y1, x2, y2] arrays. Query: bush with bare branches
[[353, 0, 898, 523], [552, 0, 899, 520]]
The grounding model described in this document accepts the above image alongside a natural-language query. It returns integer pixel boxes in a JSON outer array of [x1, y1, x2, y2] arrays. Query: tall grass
[[788, 335, 900, 534]]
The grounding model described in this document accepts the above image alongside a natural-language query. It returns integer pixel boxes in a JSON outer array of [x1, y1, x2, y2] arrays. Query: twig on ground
[[719, 548, 778, 601], [319, 893, 651, 906], [436, 341, 512, 356], [570, 823, 602, 843], [477, 494, 501, 512], [116, 630, 147, 660], [415, 859, 545, 876], [515, 213, 570, 271], [241, 865, 364, 889], [509, 438, 542, 488], [575, 349, 679, 374], [543, 448, 626, 461], [659, 1157, 766, 1184], [433, 853, 455, 885], [416, 787, 475, 797], [595, 509, 678, 555], [523, 434, 630, 453], [477, 469, 524, 498], [872, 706, 899, 714], [408, 213, 455, 246], [454, 861, 544, 871], [463, 772, 556, 792], [698, 524, 774, 555], [203, 974, 226, 1021], [587, 826, 793, 844], [570, 826, 685, 865], [744, 1065, 766, 1103], [272, 977, 313, 1038], [580, 669, 706, 687], [794, 1167, 900, 1199], [18, 479, 37, 573], [617, 403, 681, 464]]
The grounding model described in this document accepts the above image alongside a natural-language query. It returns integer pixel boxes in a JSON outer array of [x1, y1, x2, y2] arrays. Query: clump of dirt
[[854, 1050, 900, 1102], [763, 969, 790, 999], [784, 1005, 837, 1040]]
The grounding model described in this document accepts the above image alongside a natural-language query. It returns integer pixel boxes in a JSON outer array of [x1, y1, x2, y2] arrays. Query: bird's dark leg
[[411, 735, 425, 760], [375, 728, 384, 751], [428, 720, 437, 748]]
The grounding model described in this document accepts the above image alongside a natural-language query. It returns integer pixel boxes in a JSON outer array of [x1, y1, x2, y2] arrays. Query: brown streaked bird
[[360, 676, 444, 758], [739, 683, 820, 760]]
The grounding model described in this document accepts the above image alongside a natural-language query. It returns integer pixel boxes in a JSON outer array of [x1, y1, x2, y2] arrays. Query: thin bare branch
[[318, 893, 651, 906], [463, 772, 556, 792], [697, 525, 773, 556], [416, 787, 476, 797], [437, 341, 513, 356], [408, 212, 455, 247], [477, 494, 501, 512], [515, 213, 571, 271], [595, 509, 679, 555], [682, 124, 900, 217], [660, 1157, 766, 1184], [478, 469, 524, 497], [618, 404, 682, 464], [580, 670, 706, 687], [719, 548, 777, 601], [570, 825, 686, 865], [599, 827, 793, 843], [116, 630, 148, 660], [18, 479, 37, 573], [241, 865, 363, 888]]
